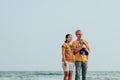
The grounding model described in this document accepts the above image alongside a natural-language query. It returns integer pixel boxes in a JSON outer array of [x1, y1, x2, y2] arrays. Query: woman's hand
[[64, 61, 67, 66]]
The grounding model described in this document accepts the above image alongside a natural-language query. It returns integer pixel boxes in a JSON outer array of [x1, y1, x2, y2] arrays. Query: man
[[72, 29, 90, 80]]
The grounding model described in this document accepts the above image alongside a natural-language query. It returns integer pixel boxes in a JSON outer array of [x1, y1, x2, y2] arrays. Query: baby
[[79, 40, 89, 56]]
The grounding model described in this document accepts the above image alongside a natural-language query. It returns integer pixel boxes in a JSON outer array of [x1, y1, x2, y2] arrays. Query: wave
[[32, 72, 63, 75], [0, 77, 119, 80], [0, 71, 120, 80]]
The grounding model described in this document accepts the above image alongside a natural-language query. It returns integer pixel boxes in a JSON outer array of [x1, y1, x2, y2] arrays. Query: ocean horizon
[[0, 71, 119, 80]]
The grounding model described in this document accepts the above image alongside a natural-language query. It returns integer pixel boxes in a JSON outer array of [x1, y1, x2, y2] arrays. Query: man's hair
[[75, 29, 82, 35]]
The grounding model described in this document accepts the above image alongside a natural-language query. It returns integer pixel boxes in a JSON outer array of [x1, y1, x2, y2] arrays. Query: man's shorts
[[62, 61, 74, 71]]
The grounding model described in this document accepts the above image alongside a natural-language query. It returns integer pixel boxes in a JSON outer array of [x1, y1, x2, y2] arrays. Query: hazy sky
[[0, 0, 120, 71]]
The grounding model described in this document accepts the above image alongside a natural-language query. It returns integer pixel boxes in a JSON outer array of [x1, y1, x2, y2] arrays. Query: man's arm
[[72, 42, 83, 54], [73, 46, 83, 53], [84, 40, 90, 53]]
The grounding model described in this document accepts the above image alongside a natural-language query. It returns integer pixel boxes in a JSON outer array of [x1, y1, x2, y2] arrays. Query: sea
[[0, 71, 120, 80]]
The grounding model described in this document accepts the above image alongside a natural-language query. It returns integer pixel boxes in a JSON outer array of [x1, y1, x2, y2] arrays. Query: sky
[[0, 0, 120, 71]]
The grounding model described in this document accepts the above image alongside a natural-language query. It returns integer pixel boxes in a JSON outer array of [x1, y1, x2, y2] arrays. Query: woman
[[61, 34, 75, 80]]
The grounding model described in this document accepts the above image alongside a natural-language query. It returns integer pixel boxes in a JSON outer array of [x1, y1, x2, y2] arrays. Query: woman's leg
[[68, 62, 74, 80], [64, 71, 69, 80], [68, 71, 73, 80]]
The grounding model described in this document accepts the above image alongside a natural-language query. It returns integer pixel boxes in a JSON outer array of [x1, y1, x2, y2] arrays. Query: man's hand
[[74, 46, 82, 53], [82, 44, 86, 48]]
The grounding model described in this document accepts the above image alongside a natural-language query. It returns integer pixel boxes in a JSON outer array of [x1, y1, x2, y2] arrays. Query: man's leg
[[75, 61, 81, 80], [82, 61, 88, 80]]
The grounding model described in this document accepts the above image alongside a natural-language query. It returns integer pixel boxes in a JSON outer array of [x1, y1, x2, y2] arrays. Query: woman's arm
[[62, 47, 67, 66], [62, 47, 66, 62]]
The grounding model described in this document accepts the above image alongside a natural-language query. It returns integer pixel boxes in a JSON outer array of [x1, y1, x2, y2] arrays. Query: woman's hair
[[65, 34, 72, 43]]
